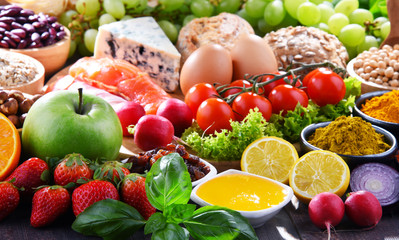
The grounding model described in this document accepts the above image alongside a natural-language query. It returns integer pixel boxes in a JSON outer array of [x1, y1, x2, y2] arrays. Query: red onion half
[[350, 163, 399, 206]]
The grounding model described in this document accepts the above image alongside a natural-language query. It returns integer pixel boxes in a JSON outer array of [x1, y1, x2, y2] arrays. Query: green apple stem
[[78, 88, 83, 115]]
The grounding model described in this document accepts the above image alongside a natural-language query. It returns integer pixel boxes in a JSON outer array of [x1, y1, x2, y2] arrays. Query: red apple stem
[[78, 88, 83, 115]]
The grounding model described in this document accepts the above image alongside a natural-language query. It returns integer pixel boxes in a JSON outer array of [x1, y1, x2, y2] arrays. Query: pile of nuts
[[0, 90, 41, 128], [352, 44, 399, 88]]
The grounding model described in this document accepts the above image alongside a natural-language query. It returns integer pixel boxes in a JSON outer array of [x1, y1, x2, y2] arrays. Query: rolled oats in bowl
[[0, 56, 39, 87]]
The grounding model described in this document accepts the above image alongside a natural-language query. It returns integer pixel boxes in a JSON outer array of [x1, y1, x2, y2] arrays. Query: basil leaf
[[72, 199, 145, 240], [184, 206, 258, 240], [145, 153, 192, 211], [144, 212, 166, 235], [164, 204, 197, 224], [152, 223, 189, 240]]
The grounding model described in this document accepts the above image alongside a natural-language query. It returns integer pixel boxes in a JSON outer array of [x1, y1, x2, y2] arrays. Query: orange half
[[0, 113, 21, 180]]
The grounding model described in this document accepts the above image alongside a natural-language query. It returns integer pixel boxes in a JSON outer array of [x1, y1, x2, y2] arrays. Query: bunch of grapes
[[59, 0, 246, 57]]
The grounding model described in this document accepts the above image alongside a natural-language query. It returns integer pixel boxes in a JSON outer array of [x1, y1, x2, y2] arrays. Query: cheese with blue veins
[[94, 17, 181, 92]]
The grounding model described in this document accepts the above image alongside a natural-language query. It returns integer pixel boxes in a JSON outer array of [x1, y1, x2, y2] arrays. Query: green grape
[[236, 9, 258, 28], [349, 8, 373, 26], [297, 2, 320, 26], [103, 0, 126, 19], [76, 0, 101, 17], [89, 18, 99, 29], [99, 13, 117, 26], [68, 39, 78, 58], [84, 29, 98, 53], [157, 20, 178, 43], [121, 15, 133, 21], [372, 17, 388, 37], [59, 10, 78, 27], [276, 12, 298, 28], [357, 35, 379, 54], [320, 1, 333, 8], [338, 24, 365, 47], [380, 21, 390, 40], [183, 15, 196, 26], [122, 0, 140, 9], [345, 45, 358, 59], [318, 3, 334, 24], [334, 0, 358, 16], [317, 22, 330, 33], [216, 0, 241, 14], [190, 0, 214, 17], [245, 0, 267, 18], [328, 13, 349, 36], [264, 0, 286, 26], [258, 18, 275, 34], [159, 0, 185, 12], [309, 0, 325, 4], [284, 0, 306, 19], [127, 0, 147, 13]]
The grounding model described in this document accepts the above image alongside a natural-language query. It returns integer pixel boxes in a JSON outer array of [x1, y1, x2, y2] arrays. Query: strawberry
[[5, 157, 49, 198], [72, 180, 119, 216], [54, 153, 93, 187], [0, 181, 20, 221], [93, 160, 131, 186], [120, 173, 156, 220], [30, 186, 71, 228]]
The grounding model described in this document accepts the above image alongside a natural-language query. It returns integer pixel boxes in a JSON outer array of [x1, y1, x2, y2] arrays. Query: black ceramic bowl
[[300, 121, 398, 168], [353, 90, 399, 141]]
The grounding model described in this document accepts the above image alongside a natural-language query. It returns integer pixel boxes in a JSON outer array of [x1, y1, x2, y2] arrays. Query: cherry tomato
[[261, 71, 301, 97], [232, 92, 272, 122], [222, 80, 252, 98], [307, 70, 346, 107], [196, 98, 235, 134], [184, 83, 219, 117], [268, 84, 308, 115], [302, 67, 330, 93]]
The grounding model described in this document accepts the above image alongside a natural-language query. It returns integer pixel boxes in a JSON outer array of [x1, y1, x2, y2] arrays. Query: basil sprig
[[72, 153, 258, 240]]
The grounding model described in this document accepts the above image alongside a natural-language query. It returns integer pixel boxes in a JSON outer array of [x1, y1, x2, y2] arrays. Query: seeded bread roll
[[176, 12, 254, 65], [264, 26, 348, 73]]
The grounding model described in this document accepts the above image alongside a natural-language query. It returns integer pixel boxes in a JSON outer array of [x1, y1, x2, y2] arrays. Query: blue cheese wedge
[[94, 17, 181, 92]]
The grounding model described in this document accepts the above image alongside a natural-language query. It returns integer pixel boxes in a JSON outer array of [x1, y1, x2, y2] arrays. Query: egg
[[180, 44, 233, 95], [230, 34, 278, 80]]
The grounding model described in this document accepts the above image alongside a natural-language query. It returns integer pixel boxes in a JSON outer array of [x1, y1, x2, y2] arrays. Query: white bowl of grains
[[347, 44, 399, 94], [0, 49, 45, 95]]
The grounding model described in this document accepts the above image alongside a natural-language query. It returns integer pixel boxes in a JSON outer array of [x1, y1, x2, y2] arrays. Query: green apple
[[22, 90, 123, 161]]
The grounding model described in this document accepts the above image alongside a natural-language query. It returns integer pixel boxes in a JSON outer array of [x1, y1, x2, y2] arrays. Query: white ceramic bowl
[[192, 158, 217, 187], [190, 169, 293, 228]]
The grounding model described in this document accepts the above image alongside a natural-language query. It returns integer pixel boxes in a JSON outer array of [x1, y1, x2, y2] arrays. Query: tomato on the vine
[[184, 83, 219, 117], [268, 84, 308, 115], [232, 92, 272, 122], [222, 80, 252, 98], [302, 67, 330, 93], [306, 70, 346, 107], [196, 98, 235, 134], [261, 71, 301, 97]]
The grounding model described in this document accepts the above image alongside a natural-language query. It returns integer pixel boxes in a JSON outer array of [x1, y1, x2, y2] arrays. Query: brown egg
[[230, 34, 278, 80], [180, 44, 233, 95]]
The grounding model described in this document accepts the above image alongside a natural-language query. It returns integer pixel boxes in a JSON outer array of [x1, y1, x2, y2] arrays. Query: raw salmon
[[69, 57, 171, 114]]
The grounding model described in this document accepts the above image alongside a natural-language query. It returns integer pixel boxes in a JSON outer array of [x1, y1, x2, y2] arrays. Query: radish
[[344, 190, 382, 228], [132, 115, 174, 151], [156, 98, 193, 137], [308, 192, 345, 240], [115, 101, 146, 136]]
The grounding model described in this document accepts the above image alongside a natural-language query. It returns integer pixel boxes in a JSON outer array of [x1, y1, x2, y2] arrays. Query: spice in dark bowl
[[354, 90, 399, 142], [300, 116, 398, 168]]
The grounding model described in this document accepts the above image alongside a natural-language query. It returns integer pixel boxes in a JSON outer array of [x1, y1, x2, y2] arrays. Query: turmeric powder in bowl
[[307, 116, 391, 156], [361, 90, 399, 124]]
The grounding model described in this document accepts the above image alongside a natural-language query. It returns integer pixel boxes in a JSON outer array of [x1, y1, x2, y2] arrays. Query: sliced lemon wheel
[[241, 136, 298, 184], [289, 150, 350, 204]]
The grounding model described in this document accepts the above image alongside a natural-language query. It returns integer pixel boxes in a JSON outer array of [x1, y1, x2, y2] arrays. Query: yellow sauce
[[196, 173, 288, 211]]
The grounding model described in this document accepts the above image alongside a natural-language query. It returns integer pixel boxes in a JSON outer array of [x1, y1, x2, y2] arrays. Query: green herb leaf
[[144, 212, 166, 235], [344, 77, 362, 99], [72, 199, 145, 240], [145, 153, 192, 211], [184, 206, 258, 240], [164, 204, 197, 224], [152, 223, 190, 240]]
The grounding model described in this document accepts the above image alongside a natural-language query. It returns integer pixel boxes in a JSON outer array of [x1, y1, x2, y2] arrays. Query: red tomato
[[307, 70, 346, 107], [184, 83, 219, 117], [222, 80, 252, 98], [261, 71, 301, 97], [302, 67, 330, 92], [232, 92, 272, 122], [268, 84, 308, 115], [196, 98, 235, 134]]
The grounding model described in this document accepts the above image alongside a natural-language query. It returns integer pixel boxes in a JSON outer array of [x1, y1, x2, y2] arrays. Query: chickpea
[[390, 80, 399, 87]]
